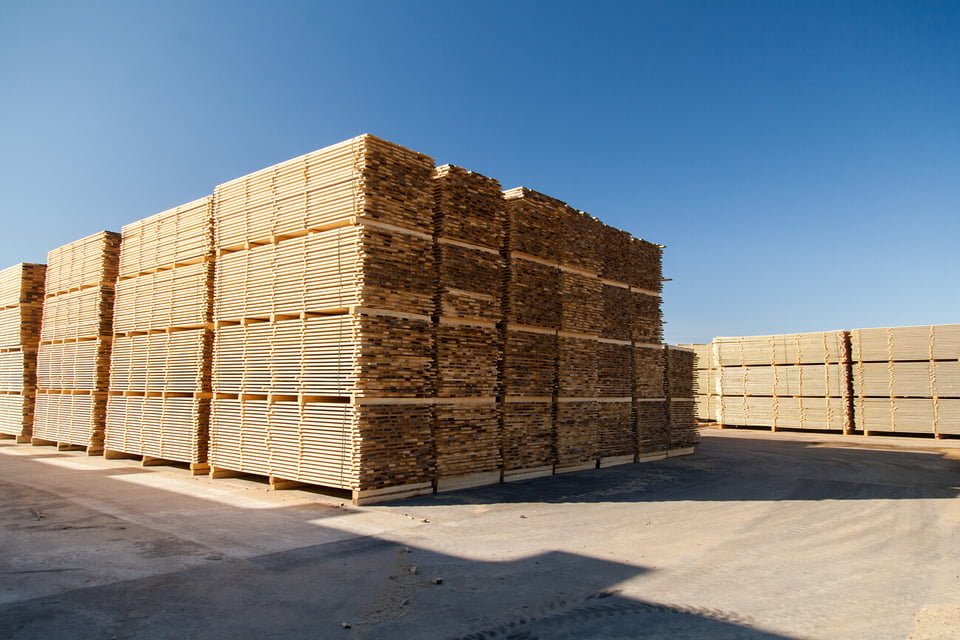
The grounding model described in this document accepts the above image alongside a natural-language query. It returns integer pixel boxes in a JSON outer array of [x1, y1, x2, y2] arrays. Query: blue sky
[[1, 1, 957, 344]]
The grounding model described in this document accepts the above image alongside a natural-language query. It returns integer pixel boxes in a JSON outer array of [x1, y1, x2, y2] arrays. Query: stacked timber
[[210, 134, 439, 503], [500, 188, 563, 480], [679, 343, 717, 422], [105, 197, 214, 469], [498, 187, 679, 472], [431, 166, 503, 491], [666, 346, 698, 450], [851, 324, 960, 436], [0, 263, 46, 442], [712, 331, 852, 432], [34, 232, 120, 452]]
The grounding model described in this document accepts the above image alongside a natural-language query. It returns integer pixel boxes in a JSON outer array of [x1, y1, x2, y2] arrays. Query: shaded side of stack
[[0, 263, 47, 442], [713, 331, 851, 432], [209, 134, 438, 502], [499, 188, 679, 474], [105, 198, 214, 468], [666, 346, 699, 449], [500, 188, 563, 480], [851, 324, 960, 437], [432, 165, 503, 491], [34, 232, 120, 452]]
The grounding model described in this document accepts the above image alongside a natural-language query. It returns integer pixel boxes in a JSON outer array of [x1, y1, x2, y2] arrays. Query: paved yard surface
[[2, 428, 959, 639]]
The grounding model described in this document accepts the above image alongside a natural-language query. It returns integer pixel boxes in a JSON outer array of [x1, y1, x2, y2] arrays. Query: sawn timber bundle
[[33, 232, 119, 453], [106, 197, 214, 470], [0, 263, 46, 442]]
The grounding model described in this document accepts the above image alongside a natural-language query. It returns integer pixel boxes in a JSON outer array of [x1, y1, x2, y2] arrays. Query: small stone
[[408, 566, 418, 575], [519, 514, 527, 519], [431, 577, 443, 585], [341, 622, 351, 629], [402, 547, 410, 553], [420, 518, 430, 523]]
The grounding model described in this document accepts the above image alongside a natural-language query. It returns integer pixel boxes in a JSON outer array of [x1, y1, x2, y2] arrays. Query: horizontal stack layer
[[714, 331, 848, 367], [0, 263, 46, 441], [214, 135, 435, 249], [34, 233, 119, 451], [106, 197, 213, 466], [107, 395, 208, 462], [718, 364, 847, 397], [718, 396, 848, 431], [851, 324, 960, 436]]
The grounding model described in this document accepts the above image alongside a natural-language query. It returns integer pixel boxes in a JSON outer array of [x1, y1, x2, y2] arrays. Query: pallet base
[[190, 462, 210, 476], [16, 435, 31, 444], [352, 482, 433, 506], [555, 460, 598, 475], [436, 470, 501, 493], [502, 465, 554, 483], [103, 449, 141, 460], [599, 454, 635, 468], [209, 466, 247, 479], [269, 477, 304, 490], [667, 447, 695, 458], [636, 451, 668, 463]]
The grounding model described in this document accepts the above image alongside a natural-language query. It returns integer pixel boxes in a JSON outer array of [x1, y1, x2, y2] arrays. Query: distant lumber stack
[[851, 324, 960, 437], [0, 263, 46, 442], [33, 232, 120, 453], [693, 323, 960, 438], [105, 198, 214, 470], [709, 331, 852, 432]]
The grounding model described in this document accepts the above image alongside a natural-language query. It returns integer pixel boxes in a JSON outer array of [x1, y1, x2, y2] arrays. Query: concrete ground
[[1, 428, 959, 640]]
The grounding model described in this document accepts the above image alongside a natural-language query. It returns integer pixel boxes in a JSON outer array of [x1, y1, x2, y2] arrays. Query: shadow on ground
[[0, 439, 802, 639], [396, 432, 960, 508]]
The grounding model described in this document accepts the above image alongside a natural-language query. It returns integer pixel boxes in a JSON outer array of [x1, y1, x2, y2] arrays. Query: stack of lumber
[[34, 232, 120, 452], [710, 331, 852, 432], [635, 345, 668, 452], [431, 166, 503, 490], [105, 197, 214, 468], [0, 263, 46, 442], [851, 324, 960, 436], [499, 188, 563, 478], [666, 346, 698, 449], [679, 343, 717, 422], [209, 135, 439, 502]]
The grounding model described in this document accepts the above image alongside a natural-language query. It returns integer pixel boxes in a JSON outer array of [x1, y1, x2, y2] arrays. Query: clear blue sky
[[2, 1, 957, 344]]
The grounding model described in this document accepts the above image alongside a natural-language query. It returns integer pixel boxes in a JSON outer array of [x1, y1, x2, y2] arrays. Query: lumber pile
[[106, 198, 214, 468], [711, 331, 851, 432], [3, 133, 697, 503], [432, 166, 503, 489], [34, 233, 120, 452], [209, 135, 439, 502], [679, 343, 718, 422], [701, 324, 960, 438], [851, 324, 960, 436], [0, 263, 46, 442]]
